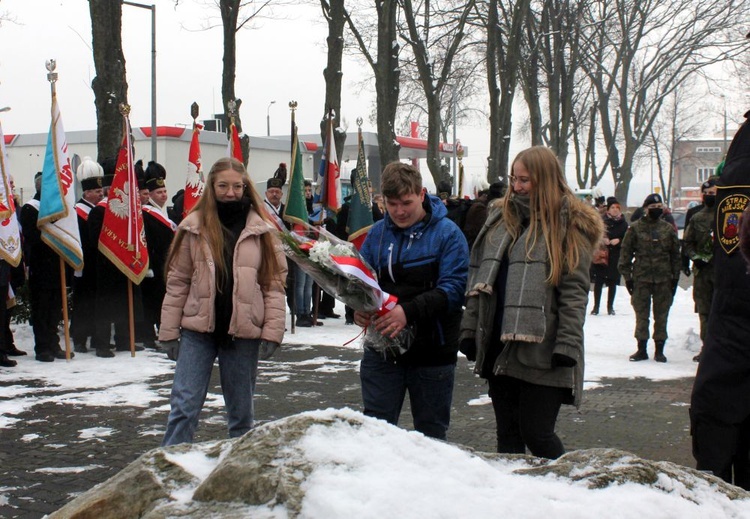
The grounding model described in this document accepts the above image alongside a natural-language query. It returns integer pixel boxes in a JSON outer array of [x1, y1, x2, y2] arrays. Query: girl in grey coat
[[460, 146, 602, 459]]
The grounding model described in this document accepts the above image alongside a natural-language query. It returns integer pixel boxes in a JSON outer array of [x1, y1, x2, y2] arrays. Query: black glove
[[625, 279, 634, 295], [672, 278, 679, 295], [459, 338, 477, 362], [552, 353, 577, 368], [259, 340, 280, 360], [682, 267, 691, 277], [693, 259, 708, 269], [160, 339, 180, 361]]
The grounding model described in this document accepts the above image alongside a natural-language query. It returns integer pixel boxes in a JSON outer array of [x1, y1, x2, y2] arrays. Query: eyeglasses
[[214, 183, 245, 194]]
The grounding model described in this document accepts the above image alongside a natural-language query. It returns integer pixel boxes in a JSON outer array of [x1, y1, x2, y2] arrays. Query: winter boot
[[654, 340, 667, 363], [590, 306, 599, 316], [629, 340, 649, 362]]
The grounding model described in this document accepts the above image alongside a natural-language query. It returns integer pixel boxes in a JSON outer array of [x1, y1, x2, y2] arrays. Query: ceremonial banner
[[0, 120, 22, 267], [315, 114, 341, 215], [227, 121, 243, 163], [347, 128, 373, 250], [183, 123, 204, 217], [283, 122, 309, 228], [98, 115, 149, 284], [37, 94, 83, 271]]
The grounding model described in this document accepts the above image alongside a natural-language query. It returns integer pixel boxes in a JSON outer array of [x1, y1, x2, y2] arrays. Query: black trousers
[[692, 411, 750, 489], [593, 279, 617, 311], [488, 375, 567, 459], [30, 287, 62, 356]]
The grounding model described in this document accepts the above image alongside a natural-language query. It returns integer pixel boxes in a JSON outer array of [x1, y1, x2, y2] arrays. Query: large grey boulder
[[49, 409, 750, 518]]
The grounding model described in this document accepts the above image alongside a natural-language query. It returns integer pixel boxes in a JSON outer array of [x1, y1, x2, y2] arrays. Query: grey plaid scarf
[[466, 195, 550, 343]]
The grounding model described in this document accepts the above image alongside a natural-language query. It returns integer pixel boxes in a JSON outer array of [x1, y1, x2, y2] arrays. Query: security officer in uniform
[[682, 179, 717, 362], [619, 193, 681, 363]]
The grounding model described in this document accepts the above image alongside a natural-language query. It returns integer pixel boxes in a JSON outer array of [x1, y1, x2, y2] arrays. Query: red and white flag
[[183, 123, 204, 217], [98, 114, 149, 284], [0, 120, 21, 267], [316, 114, 341, 214], [227, 121, 243, 163]]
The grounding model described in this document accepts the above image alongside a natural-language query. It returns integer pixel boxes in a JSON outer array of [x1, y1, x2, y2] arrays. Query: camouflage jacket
[[618, 216, 680, 283], [682, 206, 715, 267]]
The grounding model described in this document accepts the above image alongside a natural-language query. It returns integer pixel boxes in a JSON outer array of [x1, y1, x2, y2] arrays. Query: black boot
[[654, 340, 667, 363], [0, 353, 16, 367], [629, 340, 648, 361], [590, 307, 599, 315]]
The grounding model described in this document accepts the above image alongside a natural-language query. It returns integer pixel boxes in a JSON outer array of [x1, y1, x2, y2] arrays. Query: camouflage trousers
[[631, 281, 675, 341], [693, 267, 714, 342]]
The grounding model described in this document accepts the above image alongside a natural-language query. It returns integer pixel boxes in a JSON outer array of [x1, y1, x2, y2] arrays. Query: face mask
[[647, 208, 663, 220], [703, 195, 716, 208]]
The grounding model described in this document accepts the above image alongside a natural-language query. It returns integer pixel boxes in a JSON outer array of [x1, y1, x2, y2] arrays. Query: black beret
[[701, 178, 717, 191], [267, 177, 284, 190], [642, 193, 663, 207]]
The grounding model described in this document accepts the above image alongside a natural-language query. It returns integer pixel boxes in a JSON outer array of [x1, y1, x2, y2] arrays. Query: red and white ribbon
[[330, 255, 397, 315]]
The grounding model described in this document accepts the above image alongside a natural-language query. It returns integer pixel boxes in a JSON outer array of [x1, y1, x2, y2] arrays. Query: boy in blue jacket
[[354, 162, 469, 440]]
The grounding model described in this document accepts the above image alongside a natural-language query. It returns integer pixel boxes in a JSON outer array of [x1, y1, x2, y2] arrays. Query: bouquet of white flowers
[[275, 222, 410, 357]]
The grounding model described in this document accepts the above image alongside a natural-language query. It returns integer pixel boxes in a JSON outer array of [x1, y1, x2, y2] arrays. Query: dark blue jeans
[[162, 330, 260, 446], [360, 347, 455, 440]]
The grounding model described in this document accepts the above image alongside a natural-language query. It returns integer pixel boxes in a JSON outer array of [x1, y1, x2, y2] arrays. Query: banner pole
[[59, 257, 72, 361], [128, 279, 135, 357]]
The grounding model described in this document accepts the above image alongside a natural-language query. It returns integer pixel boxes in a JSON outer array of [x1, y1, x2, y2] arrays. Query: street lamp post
[[266, 100, 276, 136], [123, 1, 157, 161]]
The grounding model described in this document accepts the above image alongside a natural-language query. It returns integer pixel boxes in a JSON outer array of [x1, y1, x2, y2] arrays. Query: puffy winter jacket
[[159, 209, 287, 344], [360, 194, 469, 366]]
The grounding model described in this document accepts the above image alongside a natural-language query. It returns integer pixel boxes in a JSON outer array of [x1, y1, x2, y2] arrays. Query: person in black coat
[[690, 109, 750, 489], [141, 162, 175, 346], [88, 158, 145, 357], [20, 173, 68, 362], [70, 157, 104, 353], [590, 197, 628, 315]]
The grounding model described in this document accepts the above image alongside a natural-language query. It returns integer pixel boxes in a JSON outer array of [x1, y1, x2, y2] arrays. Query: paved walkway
[[0, 343, 696, 518]]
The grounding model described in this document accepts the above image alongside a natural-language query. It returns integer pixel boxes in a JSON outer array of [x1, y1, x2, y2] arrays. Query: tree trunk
[[320, 0, 347, 163], [89, 0, 127, 162], [374, 0, 401, 170], [220, 0, 248, 164]]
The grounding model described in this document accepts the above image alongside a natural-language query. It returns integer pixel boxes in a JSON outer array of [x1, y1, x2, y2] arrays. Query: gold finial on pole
[[356, 117, 363, 128], [119, 103, 131, 116], [191, 102, 199, 122], [457, 140, 464, 162], [289, 100, 298, 123]]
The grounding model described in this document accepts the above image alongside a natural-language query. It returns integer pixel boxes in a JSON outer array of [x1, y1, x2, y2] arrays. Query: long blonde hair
[[502, 146, 583, 286], [167, 157, 282, 290]]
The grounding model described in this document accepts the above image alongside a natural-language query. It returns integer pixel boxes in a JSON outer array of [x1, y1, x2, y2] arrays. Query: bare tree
[[89, 1, 127, 162], [483, 0, 531, 182], [176, 0, 275, 164], [320, 0, 347, 161], [519, 0, 591, 170], [580, 0, 750, 203], [345, 0, 402, 173], [397, 0, 475, 187]]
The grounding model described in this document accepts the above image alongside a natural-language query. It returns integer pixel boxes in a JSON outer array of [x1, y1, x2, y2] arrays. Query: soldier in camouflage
[[682, 179, 718, 362], [618, 193, 681, 362]]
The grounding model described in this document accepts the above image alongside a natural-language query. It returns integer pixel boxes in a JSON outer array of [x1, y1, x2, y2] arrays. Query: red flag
[[316, 113, 341, 214], [183, 123, 204, 217], [98, 115, 149, 284], [227, 121, 243, 163]]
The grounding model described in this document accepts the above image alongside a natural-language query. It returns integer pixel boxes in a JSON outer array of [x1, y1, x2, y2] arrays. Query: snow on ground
[[3, 288, 747, 518], [0, 287, 701, 429]]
